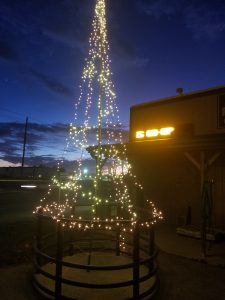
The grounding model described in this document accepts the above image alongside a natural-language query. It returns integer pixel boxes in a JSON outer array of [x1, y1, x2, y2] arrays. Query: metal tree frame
[[33, 214, 159, 300], [33, 1, 161, 299]]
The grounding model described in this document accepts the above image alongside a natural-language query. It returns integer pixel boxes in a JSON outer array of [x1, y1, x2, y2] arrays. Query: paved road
[[0, 189, 43, 222], [0, 189, 40, 221]]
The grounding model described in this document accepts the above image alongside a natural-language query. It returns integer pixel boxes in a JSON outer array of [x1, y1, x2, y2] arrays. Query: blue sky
[[1, 0, 225, 167]]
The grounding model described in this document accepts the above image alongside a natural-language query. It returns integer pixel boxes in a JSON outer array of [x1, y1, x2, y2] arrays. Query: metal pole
[[94, 18, 104, 217], [133, 221, 140, 299], [116, 226, 120, 256], [36, 215, 42, 266], [96, 35, 104, 182], [149, 226, 155, 270], [55, 223, 63, 300]]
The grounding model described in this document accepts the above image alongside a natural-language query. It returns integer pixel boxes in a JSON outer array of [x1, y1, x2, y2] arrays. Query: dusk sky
[[1, 0, 225, 167]]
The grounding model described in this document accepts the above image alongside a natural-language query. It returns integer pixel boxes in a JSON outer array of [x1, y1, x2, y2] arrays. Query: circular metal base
[[34, 251, 158, 300], [33, 215, 159, 300]]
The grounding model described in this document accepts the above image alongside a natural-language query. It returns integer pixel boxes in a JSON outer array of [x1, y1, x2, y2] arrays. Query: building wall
[[207, 155, 225, 229], [130, 90, 225, 141], [130, 149, 225, 229], [129, 87, 225, 229], [129, 149, 198, 224]]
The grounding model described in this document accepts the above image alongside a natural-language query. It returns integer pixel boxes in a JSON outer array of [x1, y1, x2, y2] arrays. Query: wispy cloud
[[184, 4, 225, 40], [137, 0, 183, 18], [0, 122, 129, 167], [137, 0, 225, 40], [0, 122, 68, 166], [111, 33, 150, 71], [30, 70, 74, 98], [0, 159, 21, 167], [0, 0, 87, 51]]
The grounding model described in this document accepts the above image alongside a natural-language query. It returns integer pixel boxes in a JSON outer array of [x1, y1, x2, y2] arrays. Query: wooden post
[[36, 215, 42, 266], [87, 240, 93, 272], [184, 151, 220, 258], [201, 181, 207, 259], [133, 221, 140, 299], [55, 223, 63, 300], [21, 117, 28, 177], [200, 151, 206, 193]]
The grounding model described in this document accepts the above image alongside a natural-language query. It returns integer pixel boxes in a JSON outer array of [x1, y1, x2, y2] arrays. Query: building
[[128, 85, 225, 230]]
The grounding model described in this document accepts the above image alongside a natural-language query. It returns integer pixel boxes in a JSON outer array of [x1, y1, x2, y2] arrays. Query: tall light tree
[[35, 0, 162, 232]]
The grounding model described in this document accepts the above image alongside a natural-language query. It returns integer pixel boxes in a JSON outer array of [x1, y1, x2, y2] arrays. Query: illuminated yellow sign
[[159, 127, 174, 136], [136, 127, 175, 139], [136, 131, 145, 139], [146, 129, 159, 137]]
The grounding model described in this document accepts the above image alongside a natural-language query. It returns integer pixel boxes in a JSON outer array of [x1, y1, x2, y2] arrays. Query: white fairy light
[[34, 0, 162, 232]]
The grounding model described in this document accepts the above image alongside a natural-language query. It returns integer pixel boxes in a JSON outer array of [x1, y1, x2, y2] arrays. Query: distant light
[[83, 168, 88, 174], [21, 185, 37, 189]]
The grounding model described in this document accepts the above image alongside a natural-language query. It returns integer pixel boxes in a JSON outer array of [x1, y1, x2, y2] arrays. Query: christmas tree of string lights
[[35, 0, 162, 231]]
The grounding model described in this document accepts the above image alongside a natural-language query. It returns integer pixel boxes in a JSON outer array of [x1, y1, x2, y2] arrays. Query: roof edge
[[131, 84, 225, 110]]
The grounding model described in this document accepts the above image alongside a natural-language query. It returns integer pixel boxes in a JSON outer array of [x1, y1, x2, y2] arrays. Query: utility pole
[[21, 117, 28, 177]]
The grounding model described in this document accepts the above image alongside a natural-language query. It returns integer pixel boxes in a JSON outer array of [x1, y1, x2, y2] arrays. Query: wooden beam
[[208, 152, 221, 168], [184, 152, 200, 170]]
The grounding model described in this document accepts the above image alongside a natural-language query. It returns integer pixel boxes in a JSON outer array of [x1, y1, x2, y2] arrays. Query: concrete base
[[34, 252, 157, 300]]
